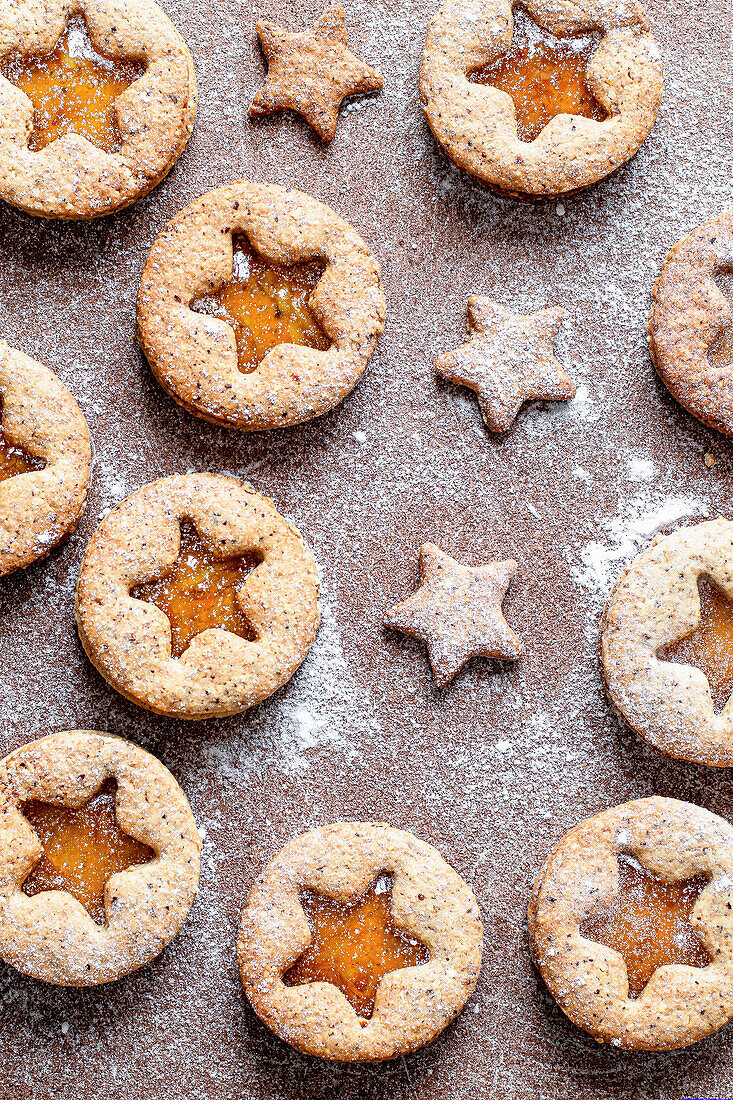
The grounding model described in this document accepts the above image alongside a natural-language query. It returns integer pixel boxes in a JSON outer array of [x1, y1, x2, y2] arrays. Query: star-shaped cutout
[[283, 874, 429, 1018], [384, 543, 522, 686], [435, 297, 576, 432], [21, 780, 154, 925], [579, 853, 710, 999], [250, 4, 383, 142]]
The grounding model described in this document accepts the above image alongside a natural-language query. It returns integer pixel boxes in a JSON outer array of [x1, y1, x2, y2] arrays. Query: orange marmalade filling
[[659, 577, 733, 712], [709, 269, 733, 370], [192, 236, 330, 373], [0, 433, 44, 482], [130, 521, 261, 658], [470, 10, 607, 142], [0, 14, 145, 153], [580, 854, 710, 998], [284, 875, 430, 1019], [22, 780, 154, 925]]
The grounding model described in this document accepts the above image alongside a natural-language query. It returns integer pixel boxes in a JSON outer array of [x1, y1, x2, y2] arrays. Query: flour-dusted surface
[[0, 0, 732, 1096]]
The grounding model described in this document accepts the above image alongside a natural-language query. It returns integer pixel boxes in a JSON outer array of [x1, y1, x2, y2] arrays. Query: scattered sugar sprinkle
[[0, 0, 730, 1095]]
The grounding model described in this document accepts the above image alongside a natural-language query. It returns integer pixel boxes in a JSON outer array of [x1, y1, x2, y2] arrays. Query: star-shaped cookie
[[250, 4, 383, 142], [435, 297, 576, 432], [384, 543, 522, 687]]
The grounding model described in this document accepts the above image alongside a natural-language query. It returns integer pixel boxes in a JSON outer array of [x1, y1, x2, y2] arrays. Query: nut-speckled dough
[[0, 730, 200, 985], [250, 4, 382, 142], [75, 473, 320, 720], [238, 822, 483, 1062], [419, 0, 663, 198], [383, 542, 522, 686], [600, 517, 733, 767], [0, 0, 196, 219], [137, 181, 386, 431], [529, 797, 733, 1050], [0, 340, 90, 576], [649, 212, 733, 437]]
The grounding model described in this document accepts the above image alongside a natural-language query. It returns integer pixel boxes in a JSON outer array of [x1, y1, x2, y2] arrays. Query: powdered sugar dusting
[[0, 0, 732, 1095], [570, 493, 712, 600]]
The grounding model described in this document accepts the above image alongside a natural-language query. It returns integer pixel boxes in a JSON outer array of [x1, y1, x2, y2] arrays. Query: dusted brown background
[[1, 0, 732, 1095]]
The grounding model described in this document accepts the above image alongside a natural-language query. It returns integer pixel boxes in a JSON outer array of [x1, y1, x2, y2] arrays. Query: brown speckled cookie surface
[[238, 822, 483, 1061], [529, 796, 733, 1050], [0, 0, 196, 219], [137, 181, 385, 431], [75, 472, 320, 719], [0, 730, 200, 985], [649, 211, 733, 436], [0, 339, 90, 576], [600, 518, 733, 767], [419, 0, 662, 197]]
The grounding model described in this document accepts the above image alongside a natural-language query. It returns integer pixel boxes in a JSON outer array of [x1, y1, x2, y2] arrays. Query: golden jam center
[[22, 780, 154, 926], [580, 854, 710, 998], [659, 577, 733, 712], [0, 433, 44, 482], [192, 236, 330, 374], [283, 875, 430, 1019], [130, 521, 261, 659], [470, 11, 607, 143], [0, 14, 145, 154]]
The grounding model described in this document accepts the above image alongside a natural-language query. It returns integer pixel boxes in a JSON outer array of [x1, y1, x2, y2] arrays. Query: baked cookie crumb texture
[[435, 296, 575, 430], [601, 517, 733, 767], [419, 0, 663, 197], [529, 796, 733, 1051], [250, 3, 382, 142], [0, 340, 90, 576], [649, 211, 733, 436], [137, 181, 385, 431], [238, 822, 483, 1061], [0, 0, 196, 219], [0, 730, 200, 986], [74, 473, 320, 720], [384, 542, 521, 685]]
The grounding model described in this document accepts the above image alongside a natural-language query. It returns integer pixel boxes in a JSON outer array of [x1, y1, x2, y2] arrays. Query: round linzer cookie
[[75, 473, 320, 720], [0, 340, 91, 576], [419, 0, 662, 198], [0, 730, 200, 985], [237, 822, 483, 1061], [649, 212, 733, 436], [600, 517, 733, 767], [137, 181, 385, 431], [0, 0, 196, 219], [529, 796, 733, 1051]]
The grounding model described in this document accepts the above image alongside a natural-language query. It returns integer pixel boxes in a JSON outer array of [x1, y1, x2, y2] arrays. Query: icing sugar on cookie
[[419, 0, 663, 197], [250, 4, 382, 142], [435, 296, 576, 431], [384, 542, 522, 685]]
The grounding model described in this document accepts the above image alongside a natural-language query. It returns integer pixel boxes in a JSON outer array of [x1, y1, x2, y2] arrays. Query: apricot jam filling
[[580, 854, 710, 998], [469, 9, 607, 143], [0, 15, 145, 154], [659, 577, 733, 712], [22, 780, 154, 925], [709, 269, 733, 370], [130, 521, 261, 658], [192, 236, 330, 374], [283, 874, 430, 1019], [0, 432, 44, 482]]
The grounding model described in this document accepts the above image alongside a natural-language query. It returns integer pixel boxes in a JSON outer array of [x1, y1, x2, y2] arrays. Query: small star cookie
[[436, 297, 576, 431], [384, 543, 522, 687], [250, 4, 383, 142]]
